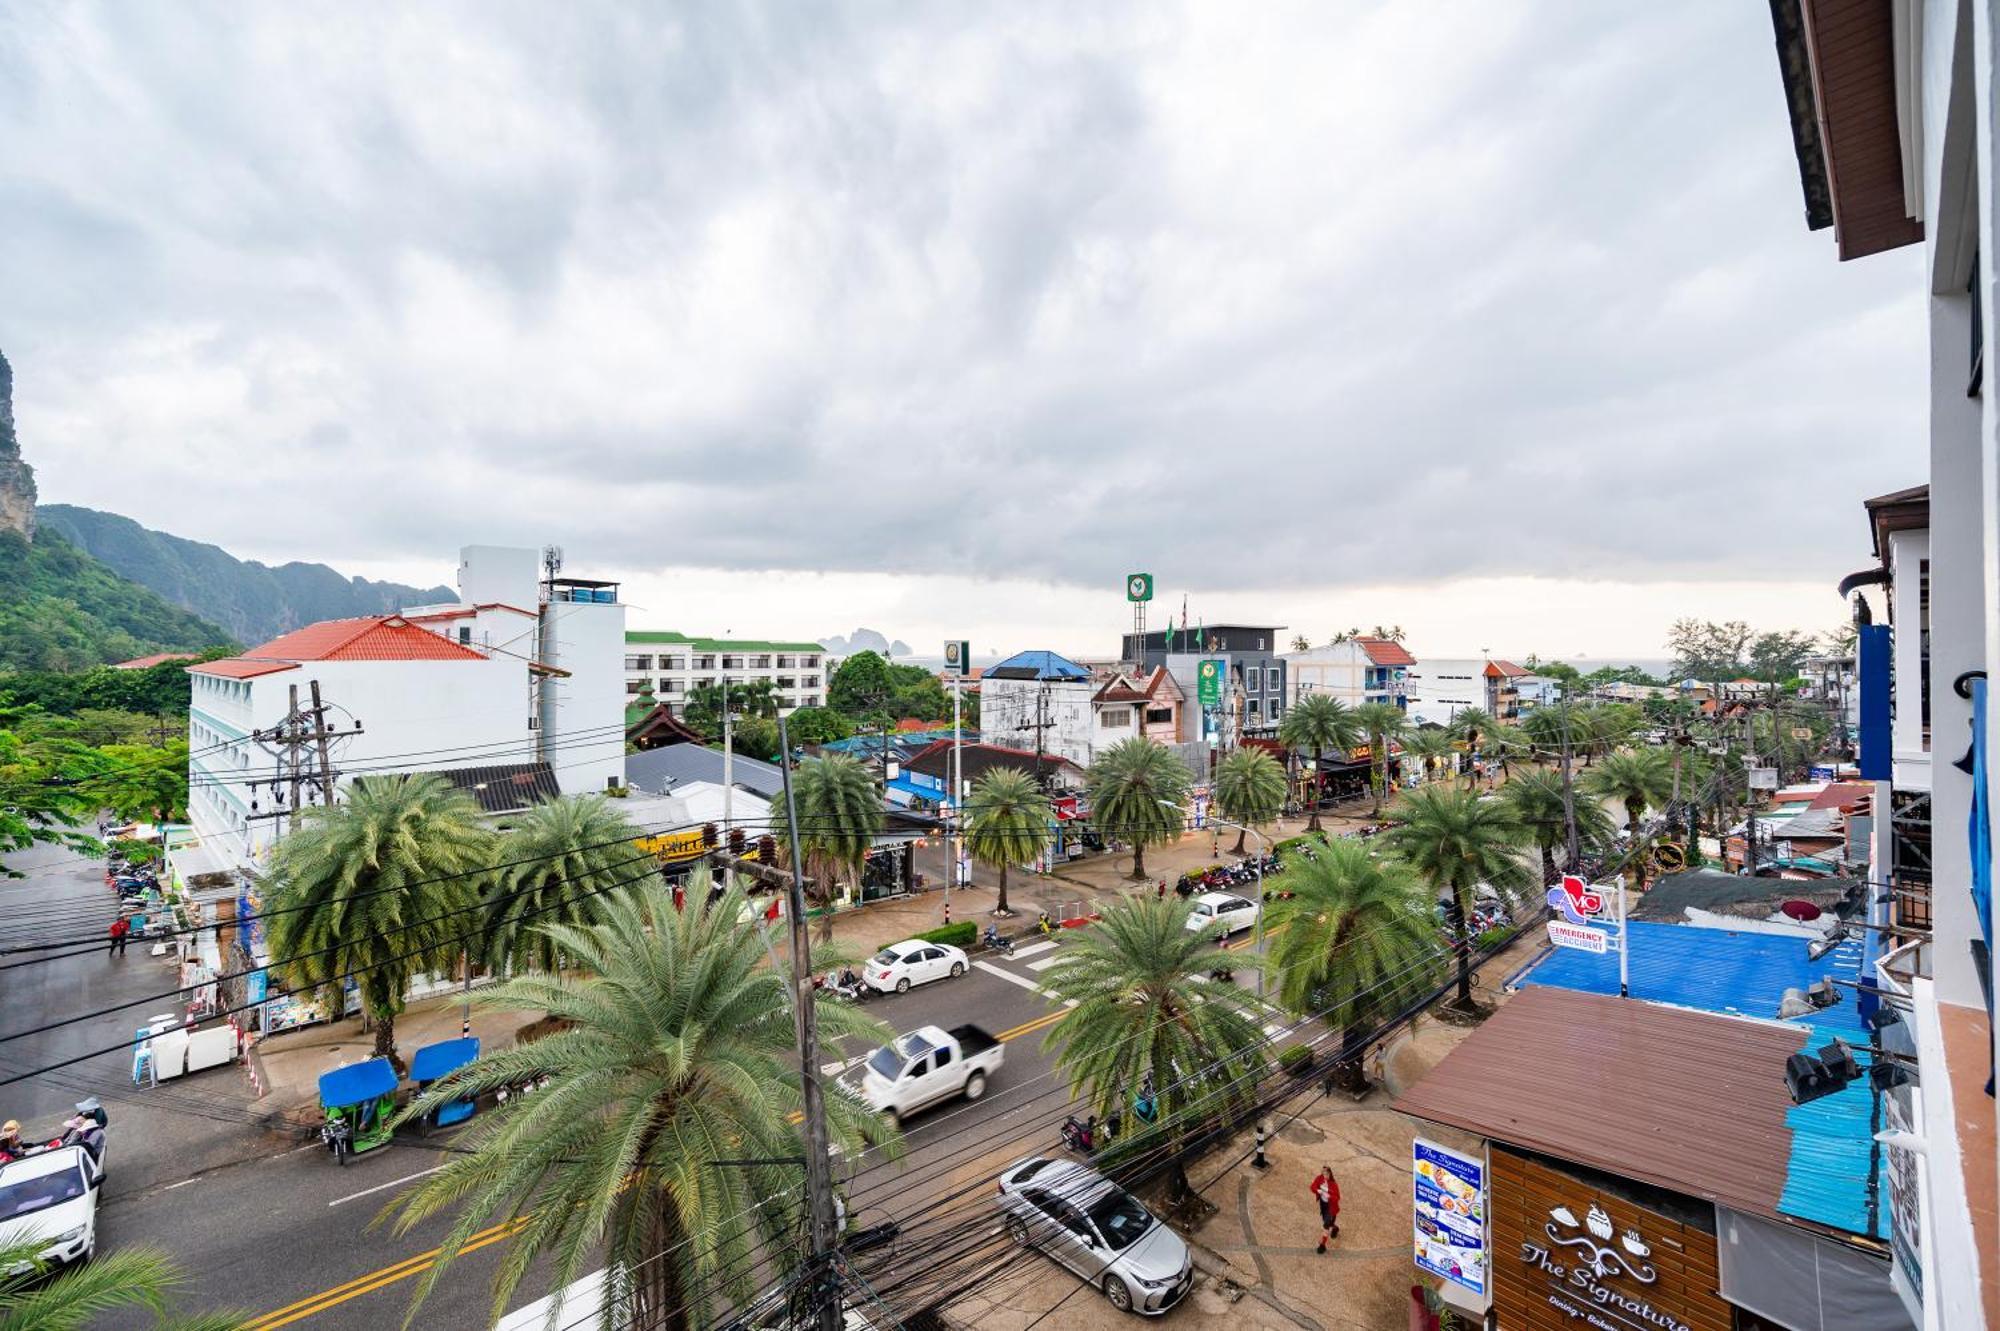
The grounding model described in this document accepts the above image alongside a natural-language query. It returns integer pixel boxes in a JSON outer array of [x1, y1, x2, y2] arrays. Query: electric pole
[[308, 680, 337, 808], [775, 712, 843, 1331]]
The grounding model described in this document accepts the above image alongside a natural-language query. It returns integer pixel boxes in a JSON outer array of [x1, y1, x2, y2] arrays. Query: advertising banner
[[1414, 1138, 1487, 1295], [1197, 658, 1223, 706]]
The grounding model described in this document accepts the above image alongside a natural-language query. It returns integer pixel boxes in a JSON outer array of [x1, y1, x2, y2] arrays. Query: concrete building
[[1122, 624, 1286, 744], [977, 650, 1097, 769], [622, 632, 831, 714], [1283, 636, 1414, 710], [1406, 656, 1531, 726], [1770, 2, 1999, 1322]]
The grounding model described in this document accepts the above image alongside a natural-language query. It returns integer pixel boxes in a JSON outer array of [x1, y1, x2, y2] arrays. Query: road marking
[[274, 1141, 322, 1158], [164, 1177, 199, 1191], [974, 959, 1052, 996], [996, 1009, 1067, 1042], [327, 1163, 446, 1208], [244, 1217, 530, 1329], [1008, 941, 1058, 960], [819, 1053, 868, 1077], [1025, 956, 1066, 973]]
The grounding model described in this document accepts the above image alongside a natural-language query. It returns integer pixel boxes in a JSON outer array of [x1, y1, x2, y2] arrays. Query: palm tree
[[1040, 896, 1267, 1202], [1278, 693, 1360, 831], [1351, 701, 1408, 819], [0, 1241, 245, 1330], [1388, 785, 1533, 1010], [963, 766, 1052, 916], [770, 754, 883, 928], [1484, 724, 1532, 782], [1401, 728, 1452, 786], [483, 795, 656, 975], [1585, 747, 1675, 888], [1085, 737, 1192, 881], [1499, 767, 1616, 885], [1448, 707, 1494, 787], [391, 877, 898, 1331], [1268, 838, 1442, 1089], [265, 774, 493, 1062], [1213, 746, 1285, 853], [1289, 634, 1312, 653]]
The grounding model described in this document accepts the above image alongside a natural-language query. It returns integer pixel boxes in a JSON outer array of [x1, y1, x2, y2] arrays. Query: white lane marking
[[164, 1177, 199, 1190], [1027, 956, 1066, 973], [973, 960, 1079, 1009], [274, 1141, 322, 1158], [820, 1054, 869, 1078], [1008, 941, 1058, 960], [328, 1163, 445, 1208]]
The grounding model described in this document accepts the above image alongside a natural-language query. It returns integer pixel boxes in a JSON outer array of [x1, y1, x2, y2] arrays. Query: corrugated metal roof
[[1519, 921, 1883, 1239], [1393, 987, 1803, 1222], [987, 650, 1090, 681]]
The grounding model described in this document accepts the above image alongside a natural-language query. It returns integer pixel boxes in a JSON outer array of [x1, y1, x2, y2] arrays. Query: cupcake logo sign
[[1519, 1196, 1691, 1331], [1543, 1203, 1657, 1284]]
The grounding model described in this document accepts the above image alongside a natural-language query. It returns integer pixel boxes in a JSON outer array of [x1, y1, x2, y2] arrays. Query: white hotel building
[[623, 632, 834, 714]]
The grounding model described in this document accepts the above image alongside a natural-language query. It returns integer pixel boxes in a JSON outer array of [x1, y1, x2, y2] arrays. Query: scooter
[[1060, 1114, 1098, 1154], [981, 926, 1014, 957], [823, 970, 867, 1003]]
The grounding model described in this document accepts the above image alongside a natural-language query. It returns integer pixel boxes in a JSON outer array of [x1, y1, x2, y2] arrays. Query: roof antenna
[[542, 544, 564, 580]]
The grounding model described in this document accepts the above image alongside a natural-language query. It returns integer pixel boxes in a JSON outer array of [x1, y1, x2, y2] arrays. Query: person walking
[[1311, 1165, 1341, 1253], [108, 914, 130, 958]]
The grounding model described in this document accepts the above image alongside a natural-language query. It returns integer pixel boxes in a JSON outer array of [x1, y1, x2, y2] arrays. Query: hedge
[[1278, 1044, 1315, 1074], [880, 920, 978, 952]]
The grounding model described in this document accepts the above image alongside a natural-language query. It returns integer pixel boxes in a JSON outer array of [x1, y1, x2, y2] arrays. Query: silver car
[[995, 1156, 1194, 1315]]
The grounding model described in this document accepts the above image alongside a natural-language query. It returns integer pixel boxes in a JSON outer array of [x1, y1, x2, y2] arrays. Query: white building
[[1406, 656, 1531, 726], [1283, 637, 1414, 711], [180, 545, 626, 889], [623, 632, 832, 714], [977, 650, 1098, 769]]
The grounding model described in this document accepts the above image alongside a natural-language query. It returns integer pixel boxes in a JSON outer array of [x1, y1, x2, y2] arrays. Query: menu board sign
[[1414, 1137, 1488, 1295]]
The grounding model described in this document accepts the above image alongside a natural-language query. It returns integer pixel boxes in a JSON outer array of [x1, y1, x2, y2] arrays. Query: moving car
[[861, 1024, 1004, 1122], [1184, 891, 1258, 938], [995, 1156, 1194, 1314], [0, 1145, 102, 1272], [864, 939, 969, 995]]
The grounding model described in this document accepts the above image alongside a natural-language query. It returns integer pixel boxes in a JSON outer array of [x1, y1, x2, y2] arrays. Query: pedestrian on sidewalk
[[1155, 879, 1166, 901], [1311, 1165, 1341, 1252], [108, 914, 130, 958]]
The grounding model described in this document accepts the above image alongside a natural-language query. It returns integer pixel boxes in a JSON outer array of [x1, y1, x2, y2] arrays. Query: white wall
[[542, 596, 627, 795], [1406, 658, 1487, 727], [457, 545, 539, 609]]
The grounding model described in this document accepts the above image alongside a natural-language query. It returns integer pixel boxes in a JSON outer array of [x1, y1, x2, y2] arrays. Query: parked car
[[1184, 891, 1258, 938], [995, 1156, 1194, 1315], [0, 1145, 102, 1272], [864, 940, 969, 995], [860, 1024, 1004, 1122]]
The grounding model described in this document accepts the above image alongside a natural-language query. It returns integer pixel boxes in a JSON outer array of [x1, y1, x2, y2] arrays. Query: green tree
[[827, 652, 951, 724], [1448, 707, 1494, 786], [85, 740, 189, 822], [1040, 895, 1268, 1203], [730, 715, 782, 762], [391, 878, 898, 1331], [1278, 693, 1360, 831], [1352, 701, 1408, 819], [1401, 727, 1453, 785], [963, 766, 1052, 916], [770, 754, 883, 925], [681, 678, 779, 741], [1085, 736, 1192, 881], [484, 795, 655, 974], [264, 774, 493, 1062], [1483, 724, 1532, 782], [1387, 785, 1532, 1009], [0, 1239, 246, 1331], [1268, 837, 1441, 1089], [782, 704, 856, 747], [1499, 767, 1616, 885], [0, 718, 103, 871], [1213, 746, 1284, 853], [1584, 747, 1674, 888]]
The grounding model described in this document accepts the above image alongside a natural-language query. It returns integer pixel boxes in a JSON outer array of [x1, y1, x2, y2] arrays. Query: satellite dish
[[1780, 899, 1823, 922]]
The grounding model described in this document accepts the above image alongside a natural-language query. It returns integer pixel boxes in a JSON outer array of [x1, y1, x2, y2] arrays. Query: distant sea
[[894, 653, 1678, 677]]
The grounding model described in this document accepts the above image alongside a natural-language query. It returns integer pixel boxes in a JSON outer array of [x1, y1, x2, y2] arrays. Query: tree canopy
[[827, 650, 950, 723], [1667, 619, 1823, 683]]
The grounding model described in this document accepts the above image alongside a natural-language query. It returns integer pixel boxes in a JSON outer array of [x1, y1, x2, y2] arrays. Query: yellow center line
[[244, 1216, 531, 1329]]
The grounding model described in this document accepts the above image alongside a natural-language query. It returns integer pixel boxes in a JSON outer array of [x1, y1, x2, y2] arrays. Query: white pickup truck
[[859, 1024, 1004, 1123]]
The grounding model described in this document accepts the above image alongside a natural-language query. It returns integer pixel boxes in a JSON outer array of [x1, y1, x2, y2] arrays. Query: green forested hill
[[39, 504, 452, 644], [0, 529, 234, 671]]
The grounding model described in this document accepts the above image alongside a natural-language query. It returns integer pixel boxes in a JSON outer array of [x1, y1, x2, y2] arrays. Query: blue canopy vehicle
[[317, 1058, 398, 1164], [409, 1037, 480, 1129]]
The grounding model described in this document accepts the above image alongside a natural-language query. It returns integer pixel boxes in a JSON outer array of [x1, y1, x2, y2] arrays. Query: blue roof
[[1520, 920, 1881, 1239], [409, 1037, 480, 1083], [988, 650, 1090, 681], [885, 774, 941, 804], [317, 1057, 399, 1108]]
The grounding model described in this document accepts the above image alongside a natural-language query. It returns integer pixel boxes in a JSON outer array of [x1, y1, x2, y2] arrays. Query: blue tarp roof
[[409, 1037, 480, 1083], [885, 775, 941, 803], [1520, 920, 1881, 1239], [988, 650, 1090, 681], [317, 1057, 399, 1108]]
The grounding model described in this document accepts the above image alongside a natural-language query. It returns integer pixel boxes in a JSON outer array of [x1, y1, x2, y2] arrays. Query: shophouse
[[1406, 656, 1532, 726], [1282, 636, 1415, 710], [1122, 623, 1287, 745]]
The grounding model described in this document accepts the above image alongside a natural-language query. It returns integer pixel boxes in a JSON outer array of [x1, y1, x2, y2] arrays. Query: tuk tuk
[[317, 1058, 398, 1164], [409, 1037, 480, 1130]]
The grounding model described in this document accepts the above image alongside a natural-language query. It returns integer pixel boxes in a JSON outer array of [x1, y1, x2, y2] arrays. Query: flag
[[765, 897, 782, 923]]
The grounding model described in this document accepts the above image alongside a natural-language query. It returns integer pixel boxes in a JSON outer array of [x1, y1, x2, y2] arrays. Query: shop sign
[[1413, 1138, 1487, 1295], [1518, 1201, 1695, 1331], [1197, 659, 1223, 706], [1126, 572, 1154, 602], [1546, 920, 1610, 954], [1883, 1090, 1925, 1315]]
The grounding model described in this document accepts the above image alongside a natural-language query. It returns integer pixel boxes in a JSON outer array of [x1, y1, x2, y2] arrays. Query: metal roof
[[625, 743, 785, 800], [987, 650, 1091, 681], [1394, 987, 1803, 1222], [1518, 921, 1883, 1239]]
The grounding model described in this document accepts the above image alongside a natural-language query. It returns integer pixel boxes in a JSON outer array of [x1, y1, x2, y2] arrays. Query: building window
[[752, 655, 772, 669], [1246, 698, 1262, 716], [625, 655, 652, 671], [777, 676, 796, 690], [721, 655, 743, 670], [1099, 707, 1132, 728], [1266, 666, 1280, 692], [803, 655, 820, 668], [802, 694, 820, 706], [802, 675, 820, 688], [661, 680, 681, 694], [626, 679, 647, 695], [1145, 707, 1172, 724], [661, 655, 686, 672], [693, 655, 715, 670], [1269, 702, 1283, 720], [777, 655, 795, 669], [458, 626, 472, 645]]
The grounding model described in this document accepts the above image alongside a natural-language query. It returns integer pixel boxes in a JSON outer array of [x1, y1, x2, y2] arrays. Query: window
[[458, 626, 472, 645], [802, 675, 820, 688], [661, 680, 681, 694], [777, 676, 796, 690], [661, 655, 686, 672], [625, 679, 647, 695], [1146, 707, 1173, 725], [803, 655, 820, 668], [721, 655, 743, 670], [752, 655, 772, 669], [1099, 708, 1132, 728], [694, 655, 715, 670], [802, 695, 820, 706], [1266, 666, 1280, 691], [625, 655, 652, 671], [1268, 702, 1283, 720], [777, 655, 795, 669], [1246, 698, 1261, 715], [935, 1045, 953, 1069]]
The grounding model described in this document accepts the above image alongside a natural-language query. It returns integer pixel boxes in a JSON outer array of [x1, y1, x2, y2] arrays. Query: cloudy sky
[[0, 2, 1923, 660]]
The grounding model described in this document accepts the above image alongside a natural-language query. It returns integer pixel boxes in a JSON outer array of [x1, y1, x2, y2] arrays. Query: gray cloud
[[0, 1, 1923, 594]]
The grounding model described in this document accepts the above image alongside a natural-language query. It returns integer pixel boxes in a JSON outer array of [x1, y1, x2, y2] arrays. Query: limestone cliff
[[0, 350, 38, 540]]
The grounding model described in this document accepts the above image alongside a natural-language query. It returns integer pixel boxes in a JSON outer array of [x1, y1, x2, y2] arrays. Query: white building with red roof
[[1405, 655, 1532, 726], [1282, 636, 1415, 712]]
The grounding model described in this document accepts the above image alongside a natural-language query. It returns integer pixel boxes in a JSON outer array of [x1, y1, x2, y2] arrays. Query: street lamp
[[1161, 798, 1272, 1000]]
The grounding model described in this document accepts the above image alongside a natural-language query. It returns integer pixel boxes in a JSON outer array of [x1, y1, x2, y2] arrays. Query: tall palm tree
[[1351, 701, 1408, 819], [1213, 746, 1285, 853], [1387, 785, 1533, 1010], [1585, 747, 1675, 888], [1085, 737, 1192, 881], [963, 766, 1052, 916], [391, 878, 898, 1331], [1040, 896, 1267, 1202], [483, 795, 656, 975], [770, 754, 883, 927], [1484, 724, 1532, 782], [0, 1241, 245, 1330], [1278, 694, 1360, 831], [1448, 707, 1494, 787], [1401, 728, 1452, 786], [265, 774, 493, 1062], [1499, 767, 1616, 885], [1267, 838, 1442, 1089]]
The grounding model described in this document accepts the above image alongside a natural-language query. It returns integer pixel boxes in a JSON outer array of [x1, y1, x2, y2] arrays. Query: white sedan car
[[864, 940, 969, 995], [1185, 891, 1259, 938], [0, 1146, 101, 1272]]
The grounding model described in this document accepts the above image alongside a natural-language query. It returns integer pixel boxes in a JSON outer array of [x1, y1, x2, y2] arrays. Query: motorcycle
[[1060, 1114, 1098, 1154], [821, 969, 867, 1003], [981, 926, 1014, 957]]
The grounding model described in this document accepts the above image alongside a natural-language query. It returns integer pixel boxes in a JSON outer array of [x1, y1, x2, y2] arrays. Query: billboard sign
[[1125, 573, 1154, 602], [1413, 1138, 1487, 1295], [1547, 920, 1611, 954], [1197, 658, 1224, 706], [943, 640, 971, 675]]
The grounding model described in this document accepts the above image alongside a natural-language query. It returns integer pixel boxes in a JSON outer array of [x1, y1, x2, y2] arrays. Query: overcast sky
[[0, 2, 1923, 659]]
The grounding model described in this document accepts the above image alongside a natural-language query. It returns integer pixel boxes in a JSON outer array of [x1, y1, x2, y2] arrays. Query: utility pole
[[1559, 688, 1581, 875], [308, 680, 337, 808], [286, 684, 305, 832], [948, 674, 962, 924], [721, 673, 734, 893], [775, 712, 843, 1331]]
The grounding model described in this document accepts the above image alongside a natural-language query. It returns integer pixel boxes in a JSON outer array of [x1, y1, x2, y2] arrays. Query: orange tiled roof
[[1357, 637, 1416, 667], [113, 652, 200, 670], [244, 615, 489, 662], [188, 658, 298, 679]]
